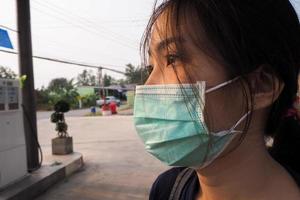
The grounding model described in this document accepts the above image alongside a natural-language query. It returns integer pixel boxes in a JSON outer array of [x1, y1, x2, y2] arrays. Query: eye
[[166, 54, 180, 66]]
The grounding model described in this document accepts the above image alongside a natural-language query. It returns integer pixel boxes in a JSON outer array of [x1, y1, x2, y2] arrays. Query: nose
[[145, 73, 157, 85], [144, 67, 164, 85]]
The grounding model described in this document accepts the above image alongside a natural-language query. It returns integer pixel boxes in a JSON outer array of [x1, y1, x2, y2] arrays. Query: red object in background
[[102, 104, 110, 111], [109, 101, 117, 114], [101, 96, 110, 111]]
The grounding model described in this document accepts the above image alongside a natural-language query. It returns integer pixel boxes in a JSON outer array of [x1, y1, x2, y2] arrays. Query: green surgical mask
[[133, 78, 248, 168]]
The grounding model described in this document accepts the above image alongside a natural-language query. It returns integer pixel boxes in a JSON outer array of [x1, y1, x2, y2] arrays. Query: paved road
[[35, 115, 168, 200], [37, 108, 93, 120]]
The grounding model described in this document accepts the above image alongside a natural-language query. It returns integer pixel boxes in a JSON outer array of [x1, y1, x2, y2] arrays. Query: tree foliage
[[124, 63, 149, 84], [0, 66, 17, 79], [48, 78, 70, 93], [103, 74, 117, 86], [42, 78, 79, 109], [35, 63, 149, 110], [35, 86, 51, 110], [77, 69, 96, 86], [81, 93, 97, 107]]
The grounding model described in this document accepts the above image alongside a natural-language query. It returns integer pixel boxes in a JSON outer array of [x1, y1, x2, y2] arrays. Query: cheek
[[171, 65, 193, 84], [203, 83, 246, 132], [188, 50, 229, 85]]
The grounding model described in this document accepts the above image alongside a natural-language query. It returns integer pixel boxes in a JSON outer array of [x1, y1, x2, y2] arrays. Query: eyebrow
[[156, 36, 184, 52]]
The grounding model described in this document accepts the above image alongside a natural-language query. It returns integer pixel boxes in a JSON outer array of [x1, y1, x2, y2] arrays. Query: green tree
[[81, 93, 97, 107], [0, 66, 17, 79], [35, 86, 52, 110], [48, 78, 69, 93], [103, 74, 117, 86], [77, 69, 96, 86], [115, 78, 127, 88], [48, 78, 79, 109], [124, 63, 149, 84], [88, 73, 96, 86]]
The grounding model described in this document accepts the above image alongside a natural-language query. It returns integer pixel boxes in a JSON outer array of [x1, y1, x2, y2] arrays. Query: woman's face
[[145, 11, 247, 134]]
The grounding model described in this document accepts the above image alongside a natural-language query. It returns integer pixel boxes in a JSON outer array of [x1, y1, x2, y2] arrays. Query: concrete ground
[[35, 115, 169, 200], [37, 108, 93, 120]]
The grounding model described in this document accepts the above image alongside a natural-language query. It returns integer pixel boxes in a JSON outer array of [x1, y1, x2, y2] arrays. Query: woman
[[133, 0, 300, 200]]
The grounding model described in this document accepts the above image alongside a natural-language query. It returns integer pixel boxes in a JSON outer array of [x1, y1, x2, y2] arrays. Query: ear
[[247, 65, 285, 110]]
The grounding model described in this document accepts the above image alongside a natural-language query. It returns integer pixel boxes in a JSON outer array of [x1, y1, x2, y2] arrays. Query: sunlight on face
[[144, 7, 247, 136], [145, 9, 228, 87]]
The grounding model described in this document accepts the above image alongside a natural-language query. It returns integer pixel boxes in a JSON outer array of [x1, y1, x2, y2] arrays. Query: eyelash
[[166, 54, 180, 66], [146, 53, 182, 74]]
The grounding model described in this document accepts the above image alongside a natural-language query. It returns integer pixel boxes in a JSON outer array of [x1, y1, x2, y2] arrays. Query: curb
[[0, 152, 83, 200]]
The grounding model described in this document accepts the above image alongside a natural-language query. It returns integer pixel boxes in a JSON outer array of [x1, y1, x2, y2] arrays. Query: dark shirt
[[149, 167, 199, 200]]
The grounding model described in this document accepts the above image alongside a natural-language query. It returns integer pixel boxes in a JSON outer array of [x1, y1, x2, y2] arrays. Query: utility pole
[[98, 67, 103, 97], [98, 67, 106, 99], [17, 0, 39, 171]]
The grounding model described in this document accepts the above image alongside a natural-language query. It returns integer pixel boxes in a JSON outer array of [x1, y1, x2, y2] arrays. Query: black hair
[[141, 0, 300, 185]]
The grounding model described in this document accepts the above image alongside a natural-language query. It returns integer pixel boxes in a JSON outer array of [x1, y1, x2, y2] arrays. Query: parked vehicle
[[96, 96, 121, 107]]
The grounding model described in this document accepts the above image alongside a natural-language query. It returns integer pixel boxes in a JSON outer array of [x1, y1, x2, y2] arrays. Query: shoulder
[[149, 167, 186, 200]]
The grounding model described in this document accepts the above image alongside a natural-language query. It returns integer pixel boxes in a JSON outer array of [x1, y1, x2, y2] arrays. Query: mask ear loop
[[195, 111, 251, 170], [229, 111, 251, 133], [210, 111, 251, 137], [206, 77, 240, 94]]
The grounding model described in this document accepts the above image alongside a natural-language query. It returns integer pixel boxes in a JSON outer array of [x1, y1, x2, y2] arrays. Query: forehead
[[151, 10, 174, 43], [149, 7, 206, 52], [150, 13, 187, 54]]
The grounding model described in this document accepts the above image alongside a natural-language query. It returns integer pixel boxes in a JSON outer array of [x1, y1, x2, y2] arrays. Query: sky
[[0, 0, 299, 89], [0, 0, 155, 88]]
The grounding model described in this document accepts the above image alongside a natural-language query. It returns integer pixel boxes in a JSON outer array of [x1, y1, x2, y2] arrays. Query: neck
[[196, 122, 281, 200]]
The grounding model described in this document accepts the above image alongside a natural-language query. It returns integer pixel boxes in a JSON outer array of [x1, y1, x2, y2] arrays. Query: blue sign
[[0, 28, 13, 49]]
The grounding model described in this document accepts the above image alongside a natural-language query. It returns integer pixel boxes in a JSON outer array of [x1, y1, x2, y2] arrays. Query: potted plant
[[50, 100, 73, 155]]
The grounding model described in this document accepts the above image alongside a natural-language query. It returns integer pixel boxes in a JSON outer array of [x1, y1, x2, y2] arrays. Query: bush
[[81, 94, 98, 108]]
